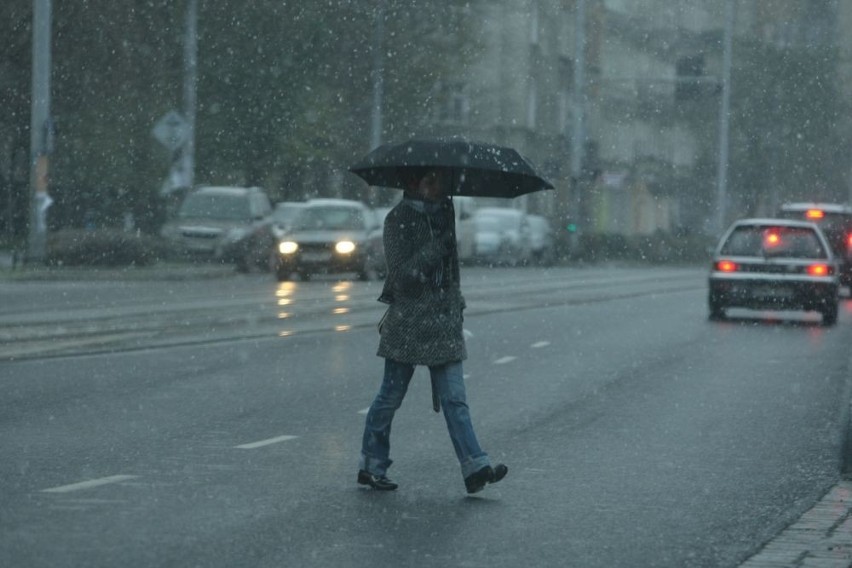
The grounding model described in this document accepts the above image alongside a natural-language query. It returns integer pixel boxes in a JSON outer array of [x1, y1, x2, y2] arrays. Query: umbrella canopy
[[349, 137, 555, 198]]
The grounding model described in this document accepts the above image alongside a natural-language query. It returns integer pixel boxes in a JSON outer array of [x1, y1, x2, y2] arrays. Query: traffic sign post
[[152, 110, 189, 152], [26, 0, 52, 264], [153, 111, 191, 196]]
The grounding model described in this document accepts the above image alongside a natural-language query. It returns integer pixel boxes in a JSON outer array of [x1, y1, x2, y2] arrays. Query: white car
[[527, 214, 556, 266], [470, 207, 533, 266], [708, 218, 839, 325]]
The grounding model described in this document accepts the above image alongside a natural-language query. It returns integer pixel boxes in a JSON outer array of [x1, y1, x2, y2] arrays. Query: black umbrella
[[349, 137, 555, 198]]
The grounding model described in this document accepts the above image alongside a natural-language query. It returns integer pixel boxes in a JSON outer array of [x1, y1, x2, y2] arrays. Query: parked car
[[470, 207, 532, 266], [159, 185, 274, 272], [271, 198, 385, 281], [373, 206, 393, 229], [470, 214, 502, 264], [452, 196, 477, 263], [777, 202, 852, 287], [366, 208, 386, 265], [708, 218, 839, 325], [527, 214, 556, 266]]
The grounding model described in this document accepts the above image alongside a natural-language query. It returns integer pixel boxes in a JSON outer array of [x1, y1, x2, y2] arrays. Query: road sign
[[152, 110, 189, 151]]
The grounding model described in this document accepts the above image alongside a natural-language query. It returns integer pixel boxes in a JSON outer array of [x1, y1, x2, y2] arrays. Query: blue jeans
[[359, 359, 491, 479]]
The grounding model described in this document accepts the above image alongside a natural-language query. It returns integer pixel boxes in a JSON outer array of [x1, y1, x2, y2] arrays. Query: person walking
[[357, 168, 508, 494]]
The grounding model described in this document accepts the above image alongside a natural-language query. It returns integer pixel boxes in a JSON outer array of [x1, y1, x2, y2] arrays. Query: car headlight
[[335, 241, 356, 254], [278, 241, 299, 255]]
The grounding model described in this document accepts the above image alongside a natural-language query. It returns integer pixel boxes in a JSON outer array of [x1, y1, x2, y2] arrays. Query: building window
[[435, 81, 470, 125]]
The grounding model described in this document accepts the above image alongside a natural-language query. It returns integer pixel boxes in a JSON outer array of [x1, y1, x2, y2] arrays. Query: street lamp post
[[364, 0, 386, 205], [182, 0, 197, 190], [568, 0, 587, 250], [26, 0, 52, 264], [370, 0, 385, 152], [715, 0, 735, 234]]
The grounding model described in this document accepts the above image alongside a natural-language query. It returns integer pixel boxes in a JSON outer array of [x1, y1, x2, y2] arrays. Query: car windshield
[[475, 211, 520, 230], [720, 226, 827, 258], [473, 216, 501, 232], [815, 217, 852, 253], [272, 205, 304, 226], [778, 211, 852, 253], [178, 193, 250, 221], [293, 206, 365, 231]]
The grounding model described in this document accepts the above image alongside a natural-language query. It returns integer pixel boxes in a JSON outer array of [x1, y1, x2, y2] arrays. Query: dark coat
[[376, 197, 467, 365]]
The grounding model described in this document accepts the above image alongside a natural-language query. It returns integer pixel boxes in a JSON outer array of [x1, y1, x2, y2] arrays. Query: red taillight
[[764, 232, 781, 247], [716, 260, 738, 272], [807, 263, 830, 276], [846, 233, 852, 250], [806, 209, 825, 220]]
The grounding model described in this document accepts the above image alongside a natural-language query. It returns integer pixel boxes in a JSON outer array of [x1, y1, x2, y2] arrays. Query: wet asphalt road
[[1, 265, 851, 567]]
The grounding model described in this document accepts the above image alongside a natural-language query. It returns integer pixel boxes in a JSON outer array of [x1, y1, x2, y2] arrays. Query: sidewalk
[[0, 249, 237, 281], [739, 480, 852, 567]]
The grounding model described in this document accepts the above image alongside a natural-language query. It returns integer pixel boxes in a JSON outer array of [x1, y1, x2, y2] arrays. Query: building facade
[[446, 0, 728, 237], [433, 0, 848, 239]]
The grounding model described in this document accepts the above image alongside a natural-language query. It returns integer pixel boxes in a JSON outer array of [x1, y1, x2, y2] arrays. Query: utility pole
[[370, 0, 385, 151], [715, 0, 735, 234], [26, 0, 52, 263], [364, 0, 386, 205], [569, 0, 587, 247], [183, 0, 198, 190]]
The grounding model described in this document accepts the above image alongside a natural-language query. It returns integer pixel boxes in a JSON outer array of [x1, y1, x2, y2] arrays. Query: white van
[[470, 207, 533, 266]]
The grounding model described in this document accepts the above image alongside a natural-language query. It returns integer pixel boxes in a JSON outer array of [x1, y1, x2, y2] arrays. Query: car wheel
[[821, 302, 838, 326], [708, 297, 726, 321], [235, 255, 251, 273], [254, 252, 271, 272]]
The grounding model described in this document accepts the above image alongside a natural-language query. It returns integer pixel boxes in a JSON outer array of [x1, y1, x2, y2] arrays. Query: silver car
[[470, 207, 533, 266], [271, 198, 385, 281], [159, 185, 274, 272], [708, 218, 840, 325]]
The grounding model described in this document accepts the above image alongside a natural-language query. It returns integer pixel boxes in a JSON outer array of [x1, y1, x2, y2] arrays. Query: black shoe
[[357, 470, 398, 491], [464, 463, 508, 494]]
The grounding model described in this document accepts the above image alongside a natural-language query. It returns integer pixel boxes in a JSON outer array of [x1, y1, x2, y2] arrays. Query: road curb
[[0, 264, 238, 282], [739, 481, 852, 567], [844, 400, 852, 477]]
